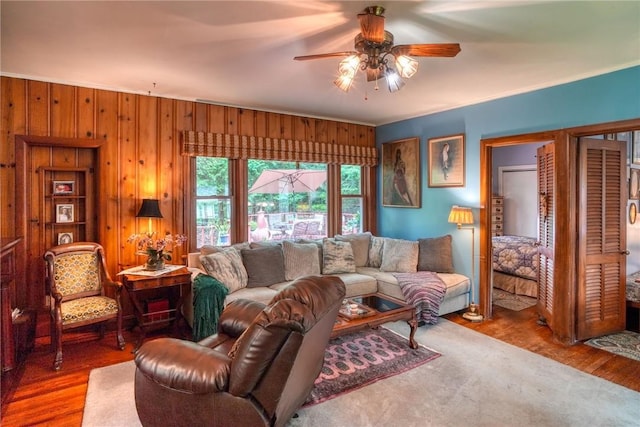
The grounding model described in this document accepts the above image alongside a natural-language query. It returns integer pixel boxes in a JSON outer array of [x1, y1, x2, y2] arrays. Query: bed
[[492, 235, 538, 298]]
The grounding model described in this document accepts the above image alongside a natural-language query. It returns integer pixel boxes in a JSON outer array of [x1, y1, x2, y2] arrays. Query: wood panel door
[[537, 143, 555, 328], [576, 138, 626, 340]]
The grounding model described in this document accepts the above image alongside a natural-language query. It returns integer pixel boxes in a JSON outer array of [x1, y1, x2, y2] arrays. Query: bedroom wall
[[375, 65, 640, 289]]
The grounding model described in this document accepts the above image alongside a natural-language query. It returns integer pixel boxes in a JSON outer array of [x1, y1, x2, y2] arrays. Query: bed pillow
[[241, 246, 286, 287], [418, 235, 455, 273], [282, 240, 321, 281], [199, 248, 248, 293], [335, 232, 371, 267], [380, 238, 418, 273], [367, 235, 385, 268], [322, 238, 356, 274]]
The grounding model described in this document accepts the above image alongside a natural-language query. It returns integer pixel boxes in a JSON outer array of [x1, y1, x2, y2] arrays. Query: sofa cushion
[[241, 246, 286, 288], [380, 238, 418, 273], [282, 241, 321, 281], [199, 248, 248, 293], [335, 232, 371, 267], [322, 238, 356, 274], [201, 242, 251, 255], [417, 234, 455, 273], [367, 235, 385, 268]]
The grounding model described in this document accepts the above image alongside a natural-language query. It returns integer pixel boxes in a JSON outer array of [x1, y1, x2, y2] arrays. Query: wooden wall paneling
[[96, 89, 121, 274], [238, 108, 255, 136], [315, 119, 328, 143], [50, 84, 76, 138], [337, 122, 349, 144], [226, 107, 238, 135], [27, 81, 49, 136], [254, 111, 267, 138], [77, 87, 96, 139], [293, 116, 309, 142], [281, 114, 293, 140], [0, 78, 26, 237], [29, 146, 51, 308], [119, 94, 140, 269], [266, 112, 281, 139], [193, 102, 208, 132], [326, 120, 338, 144], [207, 104, 226, 134]]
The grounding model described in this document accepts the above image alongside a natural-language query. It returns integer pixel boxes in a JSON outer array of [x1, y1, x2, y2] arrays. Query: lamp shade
[[448, 205, 473, 226], [136, 199, 163, 218]]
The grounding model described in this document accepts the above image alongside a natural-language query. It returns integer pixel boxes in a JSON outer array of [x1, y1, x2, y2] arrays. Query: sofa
[[183, 232, 470, 330]]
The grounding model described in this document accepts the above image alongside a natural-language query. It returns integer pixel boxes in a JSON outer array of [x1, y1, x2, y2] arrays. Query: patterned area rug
[[304, 327, 440, 406], [585, 330, 640, 362], [492, 288, 537, 311]]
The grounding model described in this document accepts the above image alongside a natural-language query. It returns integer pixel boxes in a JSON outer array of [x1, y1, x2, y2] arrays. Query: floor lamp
[[448, 206, 483, 322]]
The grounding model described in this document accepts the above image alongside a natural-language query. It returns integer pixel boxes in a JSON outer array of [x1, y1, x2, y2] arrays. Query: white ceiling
[[2, 1, 639, 126]]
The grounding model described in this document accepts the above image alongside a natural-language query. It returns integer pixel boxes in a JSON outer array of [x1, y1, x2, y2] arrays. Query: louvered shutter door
[[537, 143, 555, 326], [576, 138, 626, 340]]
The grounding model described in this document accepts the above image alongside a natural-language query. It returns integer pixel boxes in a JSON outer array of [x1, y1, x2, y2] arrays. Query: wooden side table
[[121, 266, 191, 350]]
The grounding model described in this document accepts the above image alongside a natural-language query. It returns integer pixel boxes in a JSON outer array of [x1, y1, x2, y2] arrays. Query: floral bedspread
[[492, 235, 538, 281]]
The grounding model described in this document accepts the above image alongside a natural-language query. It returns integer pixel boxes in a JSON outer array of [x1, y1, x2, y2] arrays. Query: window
[[248, 160, 327, 242], [341, 165, 363, 235], [194, 157, 231, 248]]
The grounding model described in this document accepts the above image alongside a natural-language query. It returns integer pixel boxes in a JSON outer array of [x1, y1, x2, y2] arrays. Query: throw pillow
[[418, 234, 455, 273], [322, 238, 356, 274], [367, 235, 385, 268], [335, 232, 371, 267], [282, 241, 321, 281], [201, 242, 251, 256], [199, 248, 248, 293], [241, 246, 286, 287], [380, 238, 419, 273]]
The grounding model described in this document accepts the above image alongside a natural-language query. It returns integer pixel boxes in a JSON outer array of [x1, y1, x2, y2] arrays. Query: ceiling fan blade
[[357, 6, 385, 43], [391, 43, 461, 57], [293, 51, 357, 61]]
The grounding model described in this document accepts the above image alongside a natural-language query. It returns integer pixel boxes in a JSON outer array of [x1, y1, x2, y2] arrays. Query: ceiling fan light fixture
[[395, 55, 419, 79], [338, 55, 361, 77], [385, 67, 405, 92], [334, 74, 355, 92]]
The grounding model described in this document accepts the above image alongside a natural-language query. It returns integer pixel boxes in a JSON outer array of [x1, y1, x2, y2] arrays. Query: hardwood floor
[[2, 306, 639, 426]]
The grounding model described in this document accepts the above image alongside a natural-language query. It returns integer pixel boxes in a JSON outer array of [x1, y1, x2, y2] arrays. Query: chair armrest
[[135, 338, 231, 394], [217, 299, 266, 337]]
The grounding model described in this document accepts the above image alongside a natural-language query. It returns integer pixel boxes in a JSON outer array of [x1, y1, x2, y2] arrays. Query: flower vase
[[144, 252, 165, 271]]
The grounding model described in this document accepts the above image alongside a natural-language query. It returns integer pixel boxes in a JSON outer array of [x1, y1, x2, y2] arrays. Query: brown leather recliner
[[134, 275, 346, 427]]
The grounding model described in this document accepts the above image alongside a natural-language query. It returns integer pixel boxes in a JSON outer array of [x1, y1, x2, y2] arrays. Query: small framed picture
[[57, 232, 73, 245], [428, 133, 465, 187], [56, 204, 74, 223], [630, 202, 637, 225], [53, 181, 74, 195]]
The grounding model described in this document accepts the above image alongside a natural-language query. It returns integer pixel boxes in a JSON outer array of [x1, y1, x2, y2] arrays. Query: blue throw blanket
[[392, 271, 446, 324], [192, 273, 229, 341]]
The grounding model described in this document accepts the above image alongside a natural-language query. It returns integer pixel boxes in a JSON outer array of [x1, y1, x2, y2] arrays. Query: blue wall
[[376, 65, 640, 287]]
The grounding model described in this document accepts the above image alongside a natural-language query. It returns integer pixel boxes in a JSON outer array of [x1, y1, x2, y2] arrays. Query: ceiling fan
[[294, 5, 461, 93]]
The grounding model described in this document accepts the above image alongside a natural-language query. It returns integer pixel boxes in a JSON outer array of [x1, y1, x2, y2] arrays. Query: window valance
[[181, 131, 378, 166]]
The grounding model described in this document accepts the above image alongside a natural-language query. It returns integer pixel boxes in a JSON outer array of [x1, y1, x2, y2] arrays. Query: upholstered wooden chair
[[44, 242, 125, 370]]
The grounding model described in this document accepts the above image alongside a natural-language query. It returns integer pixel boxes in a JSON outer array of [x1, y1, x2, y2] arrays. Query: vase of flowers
[[127, 232, 187, 271]]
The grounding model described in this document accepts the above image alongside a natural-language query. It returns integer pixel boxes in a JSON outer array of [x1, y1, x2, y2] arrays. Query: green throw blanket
[[192, 273, 229, 341]]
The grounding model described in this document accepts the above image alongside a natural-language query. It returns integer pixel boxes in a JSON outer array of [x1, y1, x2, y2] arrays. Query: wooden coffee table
[[331, 293, 418, 349]]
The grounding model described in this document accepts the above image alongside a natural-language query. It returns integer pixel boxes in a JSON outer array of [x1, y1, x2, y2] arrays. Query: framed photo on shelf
[[630, 202, 637, 225], [57, 232, 73, 245], [428, 133, 465, 187], [56, 204, 74, 223], [381, 137, 420, 208], [630, 168, 640, 200], [53, 180, 74, 195]]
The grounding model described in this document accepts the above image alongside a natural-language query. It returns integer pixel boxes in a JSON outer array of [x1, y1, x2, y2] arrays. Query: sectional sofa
[[183, 232, 470, 330]]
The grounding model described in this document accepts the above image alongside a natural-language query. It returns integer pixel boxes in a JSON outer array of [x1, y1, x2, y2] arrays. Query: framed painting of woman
[[428, 134, 465, 187], [381, 137, 420, 208]]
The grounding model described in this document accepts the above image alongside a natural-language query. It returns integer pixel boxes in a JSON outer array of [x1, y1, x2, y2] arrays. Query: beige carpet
[[493, 288, 537, 311], [83, 319, 640, 427]]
